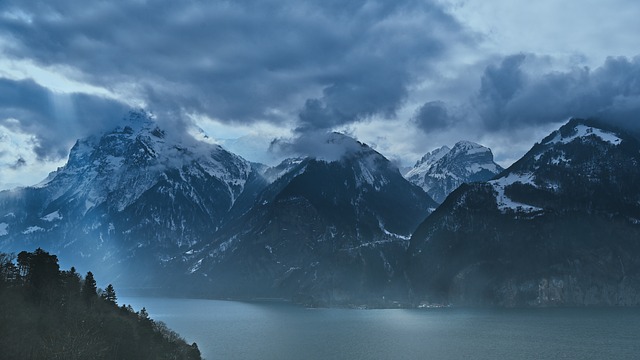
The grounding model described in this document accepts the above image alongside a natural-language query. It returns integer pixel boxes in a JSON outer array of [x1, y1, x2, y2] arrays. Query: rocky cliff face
[[408, 119, 640, 307], [405, 141, 503, 203]]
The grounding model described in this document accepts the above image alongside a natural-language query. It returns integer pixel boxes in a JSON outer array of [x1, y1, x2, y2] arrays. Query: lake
[[119, 297, 640, 360]]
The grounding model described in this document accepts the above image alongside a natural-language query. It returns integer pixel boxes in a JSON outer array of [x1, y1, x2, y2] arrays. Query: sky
[[1, 0, 640, 190]]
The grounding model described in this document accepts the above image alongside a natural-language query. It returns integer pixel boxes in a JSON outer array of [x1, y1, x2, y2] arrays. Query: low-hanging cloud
[[9, 156, 26, 169], [0, 0, 469, 137], [0, 78, 130, 160], [270, 130, 366, 162]]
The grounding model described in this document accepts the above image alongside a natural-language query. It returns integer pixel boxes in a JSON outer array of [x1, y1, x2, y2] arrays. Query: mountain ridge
[[177, 133, 437, 305], [408, 118, 640, 307]]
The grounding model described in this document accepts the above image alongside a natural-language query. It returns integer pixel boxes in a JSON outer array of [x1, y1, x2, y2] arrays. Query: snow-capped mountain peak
[[405, 140, 503, 203], [484, 118, 638, 215], [0, 111, 269, 289], [38, 112, 254, 213]]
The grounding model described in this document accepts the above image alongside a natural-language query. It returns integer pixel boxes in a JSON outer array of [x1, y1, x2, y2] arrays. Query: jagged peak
[[449, 140, 491, 156], [42, 111, 254, 203], [413, 145, 450, 168], [117, 109, 156, 133]]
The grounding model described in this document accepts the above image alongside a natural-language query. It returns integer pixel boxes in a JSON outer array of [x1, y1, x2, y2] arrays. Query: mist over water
[[120, 297, 640, 360]]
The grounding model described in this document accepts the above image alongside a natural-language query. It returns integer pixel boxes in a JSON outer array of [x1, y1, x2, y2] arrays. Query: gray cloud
[[9, 156, 26, 169], [270, 131, 366, 162], [0, 78, 130, 160], [412, 100, 457, 133], [475, 54, 640, 132], [410, 54, 640, 140], [0, 0, 468, 135]]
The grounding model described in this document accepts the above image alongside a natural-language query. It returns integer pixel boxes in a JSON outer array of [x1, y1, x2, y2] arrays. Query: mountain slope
[[408, 119, 640, 306], [406, 141, 503, 203], [183, 133, 437, 305], [0, 112, 267, 286]]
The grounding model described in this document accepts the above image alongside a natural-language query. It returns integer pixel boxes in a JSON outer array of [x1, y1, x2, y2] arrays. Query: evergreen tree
[[14, 248, 61, 304], [28, 248, 60, 290], [61, 267, 81, 294], [16, 251, 30, 278], [102, 284, 117, 304], [139, 307, 150, 320], [82, 271, 97, 304]]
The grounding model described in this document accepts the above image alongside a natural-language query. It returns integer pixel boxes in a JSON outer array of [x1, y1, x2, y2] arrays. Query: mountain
[[181, 133, 437, 306], [0, 111, 267, 286], [405, 141, 503, 203], [408, 119, 640, 307]]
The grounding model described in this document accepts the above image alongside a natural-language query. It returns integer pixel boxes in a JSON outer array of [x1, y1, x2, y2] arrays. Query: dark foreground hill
[[0, 248, 201, 360]]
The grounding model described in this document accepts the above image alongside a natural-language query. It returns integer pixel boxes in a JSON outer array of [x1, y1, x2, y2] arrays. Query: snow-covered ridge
[[546, 124, 622, 146]]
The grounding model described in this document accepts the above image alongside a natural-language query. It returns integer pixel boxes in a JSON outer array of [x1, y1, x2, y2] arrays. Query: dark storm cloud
[[0, 0, 468, 132], [412, 100, 456, 133], [0, 78, 130, 160], [475, 54, 640, 132]]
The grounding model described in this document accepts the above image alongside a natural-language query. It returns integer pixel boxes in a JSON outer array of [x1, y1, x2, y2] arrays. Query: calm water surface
[[119, 297, 640, 360]]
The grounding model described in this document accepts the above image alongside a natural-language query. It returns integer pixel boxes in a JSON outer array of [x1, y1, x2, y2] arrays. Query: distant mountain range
[[1, 113, 639, 307], [0, 115, 434, 304]]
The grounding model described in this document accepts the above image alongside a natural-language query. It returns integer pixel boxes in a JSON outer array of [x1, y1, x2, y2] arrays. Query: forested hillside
[[0, 248, 201, 360]]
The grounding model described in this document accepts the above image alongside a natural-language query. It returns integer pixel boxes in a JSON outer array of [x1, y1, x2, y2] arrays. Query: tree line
[[0, 248, 201, 360]]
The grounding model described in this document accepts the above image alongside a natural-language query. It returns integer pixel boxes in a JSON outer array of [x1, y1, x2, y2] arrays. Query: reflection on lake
[[119, 297, 640, 360]]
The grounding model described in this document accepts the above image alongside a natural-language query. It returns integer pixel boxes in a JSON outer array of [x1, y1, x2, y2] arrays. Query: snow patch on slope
[[547, 125, 622, 146], [491, 172, 536, 187], [41, 211, 62, 222], [23, 226, 44, 234], [490, 172, 541, 214]]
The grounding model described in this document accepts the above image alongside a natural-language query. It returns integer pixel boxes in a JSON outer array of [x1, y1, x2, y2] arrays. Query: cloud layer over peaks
[[0, 0, 468, 134]]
